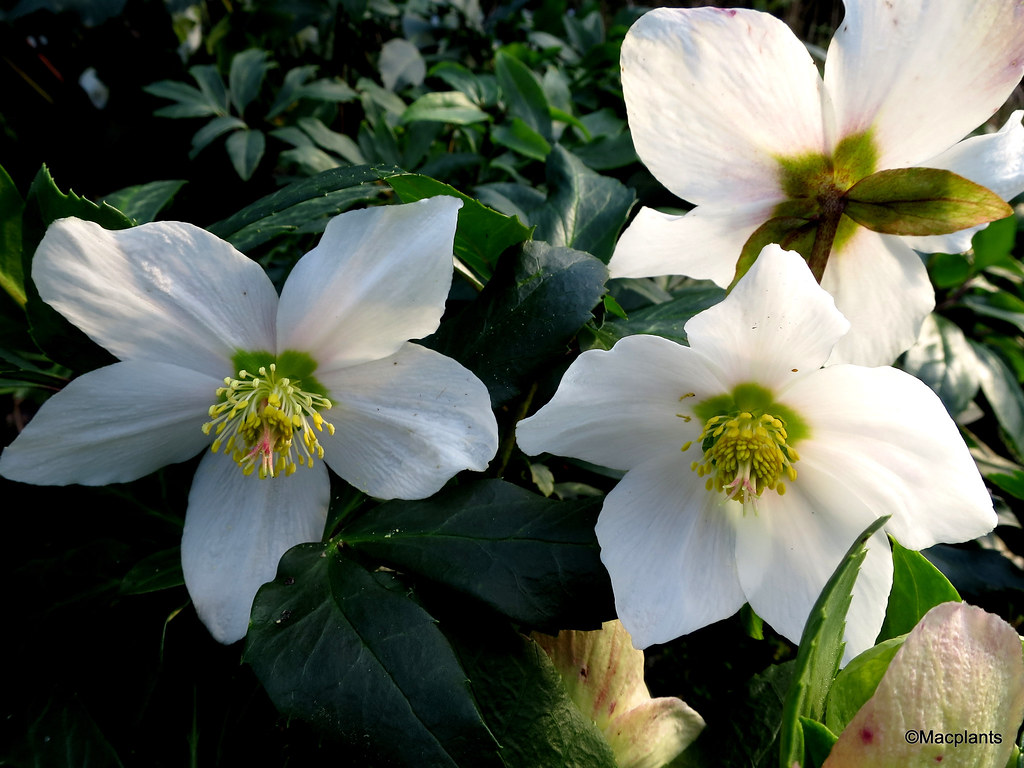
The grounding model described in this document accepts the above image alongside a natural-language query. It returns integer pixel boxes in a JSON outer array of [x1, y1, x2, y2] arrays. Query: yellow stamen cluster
[[202, 363, 336, 478], [688, 411, 799, 506]]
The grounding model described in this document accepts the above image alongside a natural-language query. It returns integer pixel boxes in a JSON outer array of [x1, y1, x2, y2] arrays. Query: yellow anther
[[201, 363, 335, 479]]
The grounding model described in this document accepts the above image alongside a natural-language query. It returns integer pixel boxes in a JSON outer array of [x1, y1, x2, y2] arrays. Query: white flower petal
[[736, 467, 878, 650], [596, 454, 745, 648], [517, 335, 725, 471], [0, 361, 216, 486], [317, 342, 496, 500], [821, 228, 933, 366], [902, 111, 1024, 255], [844, 531, 893, 663], [684, 245, 849, 389], [782, 364, 995, 551], [181, 451, 329, 644], [33, 219, 278, 376], [824, 0, 1024, 169], [622, 7, 826, 206], [276, 197, 462, 371], [608, 203, 775, 286]]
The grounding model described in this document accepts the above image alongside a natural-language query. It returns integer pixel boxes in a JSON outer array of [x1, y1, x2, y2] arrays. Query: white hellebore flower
[[611, 1, 1024, 366], [517, 245, 994, 659], [0, 197, 498, 644]]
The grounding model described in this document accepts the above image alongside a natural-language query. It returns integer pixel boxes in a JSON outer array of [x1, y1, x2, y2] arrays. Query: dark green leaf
[[532, 145, 634, 263], [119, 547, 184, 595], [228, 49, 273, 116], [971, 341, 1024, 459], [266, 65, 319, 119], [427, 240, 607, 406], [495, 50, 552, 141], [342, 480, 613, 631], [674, 661, 794, 768], [189, 115, 247, 159], [379, 38, 425, 91], [23, 166, 130, 370], [101, 180, 186, 224], [588, 281, 724, 349], [207, 164, 393, 251], [989, 470, 1024, 501], [246, 543, 499, 766], [225, 129, 265, 181], [972, 214, 1018, 272], [778, 515, 890, 768], [876, 539, 960, 643], [0, 163, 25, 306], [143, 79, 222, 118], [845, 168, 1012, 236], [25, 693, 125, 768], [401, 91, 491, 125], [297, 116, 366, 163], [384, 172, 532, 281], [188, 64, 229, 114], [963, 292, 1024, 334], [298, 78, 359, 103], [429, 62, 498, 107], [923, 544, 1024, 601], [443, 612, 618, 768], [491, 117, 552, 161], [927, 251, 971, 289], [898, 314, 979, 418], [823, 635, 905, 735]]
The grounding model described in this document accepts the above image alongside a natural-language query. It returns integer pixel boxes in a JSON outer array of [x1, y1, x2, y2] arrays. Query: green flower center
[[685, 383, 808, 506], [201, 351, 335, 479], [689, 411, 798, 504]]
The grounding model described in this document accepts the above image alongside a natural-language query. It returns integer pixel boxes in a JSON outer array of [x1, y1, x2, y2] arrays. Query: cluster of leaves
[[3, 0, 1024, 767]]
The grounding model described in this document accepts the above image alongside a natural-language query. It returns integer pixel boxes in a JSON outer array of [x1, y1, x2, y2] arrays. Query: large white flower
[[0, 197, 499, 643], [611, 2, 1024, 366], [517, 244, 994, 659]]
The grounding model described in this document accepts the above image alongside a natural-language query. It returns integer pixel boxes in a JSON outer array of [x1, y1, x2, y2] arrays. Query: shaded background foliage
[[3, 0, 1024, 766]]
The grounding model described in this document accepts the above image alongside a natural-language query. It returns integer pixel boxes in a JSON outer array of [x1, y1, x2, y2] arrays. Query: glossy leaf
[[380, 38, 425, 91], [189, 115, 247, 159], [228, 49, 272, 116], [495, 50, 552, 141], [444, 613, 619, 768], [845, 168, 1012, 236], [491, 117, 552, 161], [876, 539, 960, 643], [246, 543, 499, 767], [341, 479, 614, 631], [971, 341, 1024, 459], [144, 79, 223, 118], [101, 180, 186, 224], [208, 164, 393, 251], [225, 129, 265, 181], [532, 145, 634, 263], [586, 281, 725, 350], [401, 91, 490, 125], [898, 314, 980, 419], [0, 164, 25, 306], [779, 515, 890, 768], [427, 240, 608, 406], [119, 547, 184, 595], [297, 116, 366, 164], [384, 172, 532, 281]]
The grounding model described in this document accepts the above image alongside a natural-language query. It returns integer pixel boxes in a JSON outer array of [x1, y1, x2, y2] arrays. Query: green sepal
[[824, 635, 906, 735], [876, 538, 960, 643], [844, 168, 1012, 236], [800, 716, 839, 768], [731, 215, 817, 291], [778, 514, 890, 768]]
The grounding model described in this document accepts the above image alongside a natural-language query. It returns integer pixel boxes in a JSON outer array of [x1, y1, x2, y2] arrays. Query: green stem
[[493, 381, 537, 479], [807, 192, 846, 284]]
